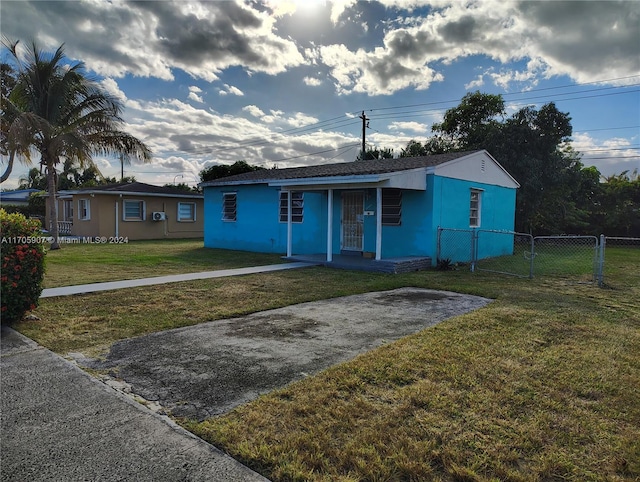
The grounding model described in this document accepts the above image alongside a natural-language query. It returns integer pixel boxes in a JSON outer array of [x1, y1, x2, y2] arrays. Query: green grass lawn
[[15, 243, 640, 481], [42, 239, 284, 288]]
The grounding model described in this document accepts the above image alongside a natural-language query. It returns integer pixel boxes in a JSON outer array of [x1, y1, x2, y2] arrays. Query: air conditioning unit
[[152, 212, 166, 221]]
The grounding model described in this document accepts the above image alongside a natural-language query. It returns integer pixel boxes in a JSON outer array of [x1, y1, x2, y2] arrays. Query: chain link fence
[[475, 230, 534, 278], [533, 235, 599, 283], [436, 227, 475, 267], [600, 236, 640, 288], [437, 228, 639, 287]]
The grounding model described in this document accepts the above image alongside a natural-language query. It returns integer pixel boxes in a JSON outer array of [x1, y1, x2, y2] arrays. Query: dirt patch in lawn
[[80, 288, 490, 421]]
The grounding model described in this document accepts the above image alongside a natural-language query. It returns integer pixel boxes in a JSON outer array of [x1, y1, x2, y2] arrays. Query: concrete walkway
[[41, 262, 315, 297], [0, 326, 269, 482]]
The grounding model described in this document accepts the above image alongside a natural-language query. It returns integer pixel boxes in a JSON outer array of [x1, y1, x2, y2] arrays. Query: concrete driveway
[[81, 288, 491, 421]]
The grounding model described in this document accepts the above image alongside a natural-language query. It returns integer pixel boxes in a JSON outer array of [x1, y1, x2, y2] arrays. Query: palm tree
[[3, 40, 151, 249]]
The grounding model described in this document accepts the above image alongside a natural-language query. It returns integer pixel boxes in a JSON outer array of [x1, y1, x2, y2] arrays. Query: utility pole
[[359, 110, 369, 160]]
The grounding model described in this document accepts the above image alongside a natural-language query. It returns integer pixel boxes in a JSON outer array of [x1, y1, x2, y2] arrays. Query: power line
[[159, 77, 639, 161]]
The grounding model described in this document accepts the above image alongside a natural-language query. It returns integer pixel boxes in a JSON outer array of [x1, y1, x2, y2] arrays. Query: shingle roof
[[200, 151, 479, 186], [62, 182, 202, 197]]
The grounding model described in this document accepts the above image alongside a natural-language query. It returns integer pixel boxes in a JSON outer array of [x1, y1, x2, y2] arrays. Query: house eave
[[57, 190, 202, 199]]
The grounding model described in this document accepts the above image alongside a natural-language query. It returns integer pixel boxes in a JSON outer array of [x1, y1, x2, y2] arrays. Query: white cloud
[[242, 105, 266, 117], [388, 121, 428, 133], [571, 132, 640, 177], [188, 92, 204, 103], [303, 76, 323, 86], [219, 84, 244, 96], [100, 78, 127, 103], [317, 0, 639, 95], [464, 74, 485, 90], [2, 1, 304, 82]]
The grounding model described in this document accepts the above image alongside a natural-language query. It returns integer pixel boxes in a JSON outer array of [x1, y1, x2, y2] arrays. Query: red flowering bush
[[1, 209, 46, 325]]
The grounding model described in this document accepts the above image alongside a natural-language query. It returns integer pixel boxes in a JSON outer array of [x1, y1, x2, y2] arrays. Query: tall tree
[[1, 60, 29, 183], [431, 91, 505, 150], [355, 146, 395, 161], [3, 40, 151, 248], [18, 167, 46, 190], [200, 160, 264, 182]]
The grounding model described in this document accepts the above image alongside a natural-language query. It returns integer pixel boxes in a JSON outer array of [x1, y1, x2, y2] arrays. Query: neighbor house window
[[222, 193, 237, 222], [63, 200, 74, 221], [279, 191, 304, 223], [177, 202, 196, 222], [123, 200, 145, 221], [78, 199, 90, 220], [382, 189, 402, 226], [469, 189, 482, 227]]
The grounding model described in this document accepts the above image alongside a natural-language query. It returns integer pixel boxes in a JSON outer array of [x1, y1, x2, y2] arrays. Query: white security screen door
[[341, 192, 364, 251]]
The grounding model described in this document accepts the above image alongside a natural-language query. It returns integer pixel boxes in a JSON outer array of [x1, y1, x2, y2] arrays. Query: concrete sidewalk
[[0, 326, 269, 482], [41, 262, 315, 297]]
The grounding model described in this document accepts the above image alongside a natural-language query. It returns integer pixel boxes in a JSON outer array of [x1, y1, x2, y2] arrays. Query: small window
[[177, 202, 196, 222], [222, 193, 237, 222], [78, 199, 90, 220], [469, 189, 482, 227], [63, 200, 74, 221], [382, 189, 402, 226], [123, 200, 145, 221], [279, 191, 304, 223]]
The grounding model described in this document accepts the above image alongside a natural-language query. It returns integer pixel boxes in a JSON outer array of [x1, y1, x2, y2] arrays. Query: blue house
[[200, 150, 519, 270]]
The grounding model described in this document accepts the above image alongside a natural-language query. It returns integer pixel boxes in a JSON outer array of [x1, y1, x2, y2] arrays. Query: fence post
[[529, 235, 535, 279], [597, 234, 606, 287], [436, 226, 441, 263]]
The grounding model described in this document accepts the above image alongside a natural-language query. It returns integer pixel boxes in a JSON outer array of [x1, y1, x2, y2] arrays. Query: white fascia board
[[270, 169, 427, 191], [269, 174, 383, 188]]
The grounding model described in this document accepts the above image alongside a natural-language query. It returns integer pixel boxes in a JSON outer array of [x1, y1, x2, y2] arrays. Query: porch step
[[284, 255, 432, 274]]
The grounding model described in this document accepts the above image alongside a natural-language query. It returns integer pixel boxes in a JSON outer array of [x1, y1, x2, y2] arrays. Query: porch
[[284, 254, 432, 274]]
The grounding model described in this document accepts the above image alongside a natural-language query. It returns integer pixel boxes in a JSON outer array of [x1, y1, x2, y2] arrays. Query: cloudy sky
[[1, 0, 639, 189]]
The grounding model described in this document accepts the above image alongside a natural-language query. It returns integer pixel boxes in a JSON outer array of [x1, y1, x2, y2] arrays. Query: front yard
[[14, 242, 640, 481]]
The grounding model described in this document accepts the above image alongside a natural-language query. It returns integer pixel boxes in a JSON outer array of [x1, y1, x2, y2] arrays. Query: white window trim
[[78, 199, 91, 221], [123, 199, 146, 222], [469, 188, 483, 228], [177, 202, 196, 222]]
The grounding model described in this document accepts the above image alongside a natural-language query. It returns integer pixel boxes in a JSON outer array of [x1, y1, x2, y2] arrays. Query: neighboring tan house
[[200, 150, 520, 268], [46, 182, 203, 240]]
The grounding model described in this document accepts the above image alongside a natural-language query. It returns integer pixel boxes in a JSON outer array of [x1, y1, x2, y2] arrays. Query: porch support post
[[376, 187, 382, 260], [287, 189, 292, 257], [327, 189, 333, 262]]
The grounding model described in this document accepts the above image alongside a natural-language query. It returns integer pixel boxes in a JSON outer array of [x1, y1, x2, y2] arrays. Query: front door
[[341, 192, 364, 251]]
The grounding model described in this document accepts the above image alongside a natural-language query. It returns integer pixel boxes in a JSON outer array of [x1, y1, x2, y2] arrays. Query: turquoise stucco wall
[[204, 184, 325, 254], [431, 175, 517, 262]]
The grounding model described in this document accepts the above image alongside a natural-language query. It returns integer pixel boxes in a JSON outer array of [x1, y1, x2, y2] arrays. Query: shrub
[[436, 257, 453, 271], [0, 209, 46, 324]]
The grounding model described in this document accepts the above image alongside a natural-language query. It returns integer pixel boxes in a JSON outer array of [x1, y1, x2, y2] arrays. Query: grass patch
[[15, 243, 640, 480], [42, 239, 283, 288]]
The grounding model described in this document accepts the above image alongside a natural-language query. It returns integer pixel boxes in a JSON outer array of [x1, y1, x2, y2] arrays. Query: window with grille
[[469, 189, 482, 227], [382, 189, 402, 226], [222, 193, 237, 222], [177, 202, 196, 222], [279, 191, 304, 223]]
